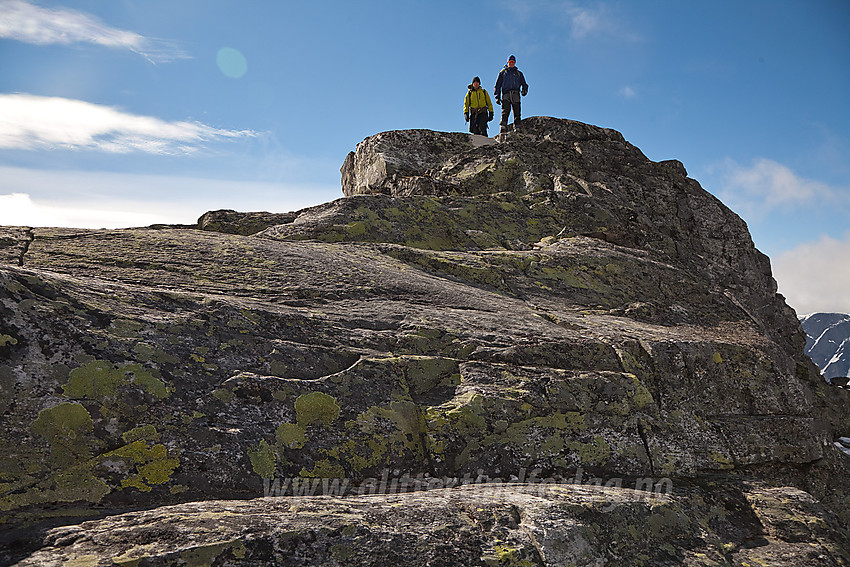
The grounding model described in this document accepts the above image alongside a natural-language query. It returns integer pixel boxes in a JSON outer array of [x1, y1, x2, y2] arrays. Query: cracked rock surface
[[1, 117, 849, 565]]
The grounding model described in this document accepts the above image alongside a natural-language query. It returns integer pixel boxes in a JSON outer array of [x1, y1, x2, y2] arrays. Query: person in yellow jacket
[[463, 76, 494, 136]]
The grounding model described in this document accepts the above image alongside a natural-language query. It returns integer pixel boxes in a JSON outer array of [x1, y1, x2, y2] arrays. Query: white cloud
[[619, 85, 636, 98], [714, 158, 841, 217], [0, 0, 187, 62], [0, 192, 189, 229], [0, 166, 337, 229], [773, 232, 850, 315], [0, 94, 256, 154]]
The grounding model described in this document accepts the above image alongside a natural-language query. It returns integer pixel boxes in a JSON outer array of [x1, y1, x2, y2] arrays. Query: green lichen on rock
[[294, 391, 341, 427], [492, 544, 536, 567], [354, 400, 426, 458], [63, 360, 169, 402], [400, 355, 460, 396], [212, 387, 235, 403], [299, 459, 345, 478], [569, 435, 612, 467], [133, 342, 179, 365], [247, 440, 276, 479], [31, 402, 94, 467], [0, 467, 111, 512], [5, 402, 112, 510], [0, 334, 18, 346], [276, 423, 307, 449], [428, 391, 488, 436], [122, 424, 160, 444], [107, 440, 180, 492]]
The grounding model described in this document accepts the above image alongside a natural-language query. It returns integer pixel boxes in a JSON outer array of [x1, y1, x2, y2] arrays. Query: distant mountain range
[[801, 312, 850, 384]]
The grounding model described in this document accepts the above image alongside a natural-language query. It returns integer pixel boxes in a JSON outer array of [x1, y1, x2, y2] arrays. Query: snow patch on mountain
[[801, 312, 850, 383]]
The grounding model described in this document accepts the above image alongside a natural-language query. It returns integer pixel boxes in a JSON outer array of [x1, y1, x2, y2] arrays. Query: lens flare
[[216, 47, 247, 78]]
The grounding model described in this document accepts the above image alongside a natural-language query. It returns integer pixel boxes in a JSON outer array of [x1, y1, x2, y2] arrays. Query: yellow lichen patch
[[299, 459, 345, 478], [30, 402, 94, 467], [295, 391, 341, 427], [567, 435, 611, 466], [328, 398, 429, 474], [427, 391, 487, 435], [0, 334, 18, 346], [106, 440, 180, 492], [63, 360, 169, 402], [276, 422, 307, 449], [247, 440, 276, 479], [212, 388, 235, 403], [357, 401, 426, 456], [628, 374, 655, 409], [122, 424, 160, 444], [492, 544, 535, 567]]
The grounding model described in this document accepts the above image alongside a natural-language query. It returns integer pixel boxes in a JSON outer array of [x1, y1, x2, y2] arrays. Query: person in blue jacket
[[493, 55, 528, 134]]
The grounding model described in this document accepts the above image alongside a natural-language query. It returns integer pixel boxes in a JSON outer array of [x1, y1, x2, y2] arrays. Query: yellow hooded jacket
[[463, 85, 494, 115]]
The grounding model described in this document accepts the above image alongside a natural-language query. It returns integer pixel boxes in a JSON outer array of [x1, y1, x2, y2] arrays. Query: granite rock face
[[2, 117, 849, 565]]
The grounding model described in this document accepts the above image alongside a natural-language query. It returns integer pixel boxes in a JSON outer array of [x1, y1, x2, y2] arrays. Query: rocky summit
[[1, 116, 849, 566]]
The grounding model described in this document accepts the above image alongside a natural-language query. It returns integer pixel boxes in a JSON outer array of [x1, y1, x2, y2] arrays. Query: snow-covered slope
[[801, 312, 850, 383]]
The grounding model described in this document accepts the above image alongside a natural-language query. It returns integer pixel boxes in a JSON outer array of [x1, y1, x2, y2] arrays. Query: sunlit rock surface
[[2, 117, 848, 565]]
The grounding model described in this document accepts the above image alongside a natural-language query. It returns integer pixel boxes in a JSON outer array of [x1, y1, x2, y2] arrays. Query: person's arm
[[520, 71, 528, 96], [494, 72, 503, 102], [485, 90, 494, 121]]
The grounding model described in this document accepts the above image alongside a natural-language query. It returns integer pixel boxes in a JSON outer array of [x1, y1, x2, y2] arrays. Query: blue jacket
[[494, 66, 528, 98]]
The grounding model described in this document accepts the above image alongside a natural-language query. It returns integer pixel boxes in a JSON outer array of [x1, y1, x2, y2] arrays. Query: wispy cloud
[[500, 0, 642, 43], [0, 0, 187, 62], [713, 158, 843, 216], [773, 232, 850, 315], [0, 94, 256, 154], [618, 85, 637, 98], [563, 2, 615, 40]]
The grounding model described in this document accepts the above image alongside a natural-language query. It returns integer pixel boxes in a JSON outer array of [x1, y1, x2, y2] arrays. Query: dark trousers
[[500, 90, 521, 131], [469, 110, 488, 136]]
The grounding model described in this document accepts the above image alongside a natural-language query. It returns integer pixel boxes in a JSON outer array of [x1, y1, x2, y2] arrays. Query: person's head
[[508, 55, 516, 67], [472, 76, 481, 88]]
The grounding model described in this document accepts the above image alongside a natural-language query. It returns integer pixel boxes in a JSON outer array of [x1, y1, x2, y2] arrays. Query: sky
[[0, 0, 848, 315]]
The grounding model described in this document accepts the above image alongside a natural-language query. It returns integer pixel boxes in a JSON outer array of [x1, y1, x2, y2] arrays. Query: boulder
[[1, 117, 848, 565]]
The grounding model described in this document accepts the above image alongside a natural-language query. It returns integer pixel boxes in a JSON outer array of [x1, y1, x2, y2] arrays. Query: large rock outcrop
[[1, 117, 849, 565]]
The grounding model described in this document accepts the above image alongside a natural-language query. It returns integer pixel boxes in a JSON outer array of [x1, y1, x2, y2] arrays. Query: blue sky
[[0, 0, 848, 314]]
